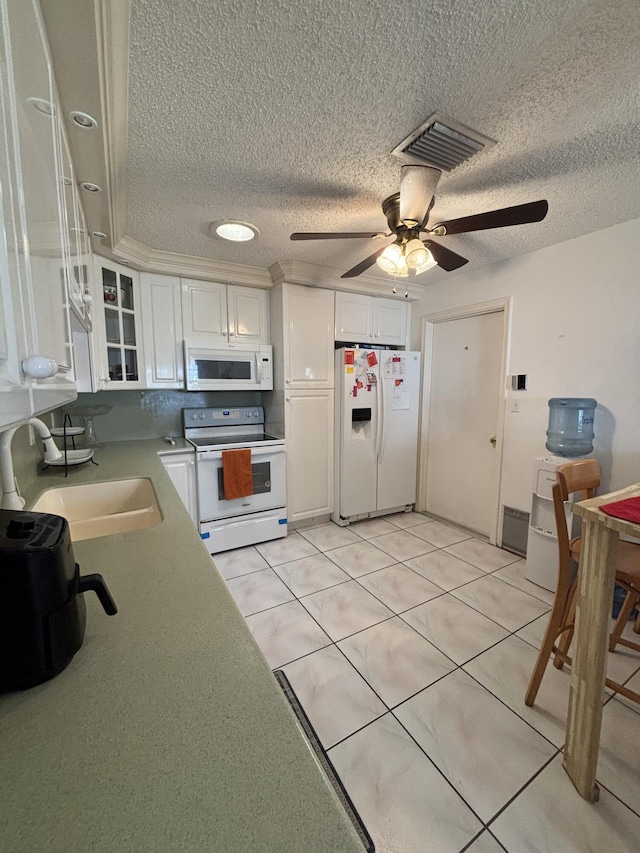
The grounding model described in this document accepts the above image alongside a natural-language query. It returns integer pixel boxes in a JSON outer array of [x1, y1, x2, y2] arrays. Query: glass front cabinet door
[[97, 259, 143, 388]]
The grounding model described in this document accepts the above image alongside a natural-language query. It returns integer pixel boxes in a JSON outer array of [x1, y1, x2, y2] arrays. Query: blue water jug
[[545, 398, 597, 457]]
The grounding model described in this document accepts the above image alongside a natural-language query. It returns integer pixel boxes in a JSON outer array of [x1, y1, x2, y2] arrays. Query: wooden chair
[[525, 458, 640, 707]]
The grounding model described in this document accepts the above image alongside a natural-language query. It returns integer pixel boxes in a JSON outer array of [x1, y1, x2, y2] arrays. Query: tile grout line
[[218, 525, 640, 833]]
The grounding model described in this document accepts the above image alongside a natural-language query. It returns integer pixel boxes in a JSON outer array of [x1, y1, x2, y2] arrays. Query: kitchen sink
[[31, 478, 162, 541]]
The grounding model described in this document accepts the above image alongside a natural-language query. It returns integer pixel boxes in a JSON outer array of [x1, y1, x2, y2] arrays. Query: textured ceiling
[[123, 0, 640, 279]]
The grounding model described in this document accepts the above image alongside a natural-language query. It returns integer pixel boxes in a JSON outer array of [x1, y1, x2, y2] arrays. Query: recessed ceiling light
[[211, 220, 259, 242], [27, 97, 54, 116], [92, 231, 107, 239], [70, 110, 97, 130], [80, 181, 102, 193]]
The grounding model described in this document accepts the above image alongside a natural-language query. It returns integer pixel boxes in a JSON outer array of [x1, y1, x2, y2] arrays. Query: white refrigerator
[[332, 348, 421, 525]]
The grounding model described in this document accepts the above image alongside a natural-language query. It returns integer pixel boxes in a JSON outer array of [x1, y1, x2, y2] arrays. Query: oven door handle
[[197, 446, 285, 461]]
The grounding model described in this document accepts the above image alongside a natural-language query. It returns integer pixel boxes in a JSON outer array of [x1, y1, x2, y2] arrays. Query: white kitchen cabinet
[[284, 390, 334, 523], [0, 181, 31, 428], [266, 283, 335, 521], [272, 283, 334, 389], [0, 17, 31, 429], [227, 285, 269, 344], [140, 273, 184, 388], [335, 291, 409, 346], [160, 451, 198, 526], [374, 297, 408, 345], [59, 126, 92, 331], [0, 0, 76, 425], [181, 278, 269, 345], [59, 131, 84, 320], [94, 258, 145, 389], [181, 278, 227, 342]]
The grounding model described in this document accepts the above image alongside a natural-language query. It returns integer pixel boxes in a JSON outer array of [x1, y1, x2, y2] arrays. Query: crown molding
[[269, 260, 426, 301], [113, 236, 273, 288], [94, 0, 130, 247], [106, 239, 426, 298]]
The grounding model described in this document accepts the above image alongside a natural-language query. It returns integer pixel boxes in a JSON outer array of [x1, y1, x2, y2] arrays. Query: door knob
[[489, 436, 497, 446]]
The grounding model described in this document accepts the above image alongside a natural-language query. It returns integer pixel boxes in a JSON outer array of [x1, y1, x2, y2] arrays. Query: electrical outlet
[[511, 399, 521, 413]]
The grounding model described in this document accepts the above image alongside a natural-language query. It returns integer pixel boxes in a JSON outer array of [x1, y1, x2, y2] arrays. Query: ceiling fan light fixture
[[376, 242, 404, 274], [405, 238, 428, 269], [393, 261, 409, 278], [212, 220, 259, 242], [414, 248, 438, 275]]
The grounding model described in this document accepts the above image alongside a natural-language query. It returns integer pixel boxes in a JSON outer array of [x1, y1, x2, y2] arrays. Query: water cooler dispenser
[[524, 398, 597, 591]]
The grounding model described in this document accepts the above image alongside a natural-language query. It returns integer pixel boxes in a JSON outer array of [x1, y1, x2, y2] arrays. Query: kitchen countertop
[[0, 440, 364, 852]]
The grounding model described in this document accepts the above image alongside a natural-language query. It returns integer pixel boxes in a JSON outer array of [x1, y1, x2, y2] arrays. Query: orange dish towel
[[222, 448, 253, 500]]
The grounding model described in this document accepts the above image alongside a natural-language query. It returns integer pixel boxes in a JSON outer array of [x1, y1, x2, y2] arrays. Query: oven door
[[196, 445, 286, 521]]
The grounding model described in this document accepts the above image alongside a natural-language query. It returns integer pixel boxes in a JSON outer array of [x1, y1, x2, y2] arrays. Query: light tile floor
[[215, 513, 640, 852]]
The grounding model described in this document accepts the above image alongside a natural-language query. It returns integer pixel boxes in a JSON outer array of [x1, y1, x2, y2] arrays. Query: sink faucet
[[0, 418, 63, 510]]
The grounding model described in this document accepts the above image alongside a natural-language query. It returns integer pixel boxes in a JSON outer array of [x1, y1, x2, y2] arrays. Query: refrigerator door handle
[[375, 365, 385, 462]]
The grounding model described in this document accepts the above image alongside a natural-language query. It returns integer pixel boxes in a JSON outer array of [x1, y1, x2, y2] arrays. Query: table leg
[[563, 520, 618, 800]]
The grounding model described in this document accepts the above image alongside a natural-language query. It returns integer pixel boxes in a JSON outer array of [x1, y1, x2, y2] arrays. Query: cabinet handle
[[229, 331, 235, 337], [22, 355, 58, 378], [286, 397, 290, 402], [285, 379, 290, 384]]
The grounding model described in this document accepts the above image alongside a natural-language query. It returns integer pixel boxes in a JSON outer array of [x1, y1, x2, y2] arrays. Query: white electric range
[[183, 406, 287, 554]]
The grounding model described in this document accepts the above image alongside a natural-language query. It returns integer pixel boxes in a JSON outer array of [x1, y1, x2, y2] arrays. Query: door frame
[[417, 297, 511, 545]]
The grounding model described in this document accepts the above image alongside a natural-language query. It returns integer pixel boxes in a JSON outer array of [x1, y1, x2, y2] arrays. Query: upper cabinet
[[59, 128, 92, 331], [335, 292, 409, 347], [269, 283, 335, 389], [181, 278, 269, 346], [94, 258, 144, 389], [140, 273, 183, 388], [0, 0, 77, 426]]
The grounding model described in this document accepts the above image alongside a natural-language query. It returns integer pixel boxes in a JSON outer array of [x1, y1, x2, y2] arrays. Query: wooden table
[[564, 483, 640, 800]]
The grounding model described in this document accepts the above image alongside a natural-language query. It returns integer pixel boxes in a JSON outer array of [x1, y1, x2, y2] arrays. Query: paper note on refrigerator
[[392, 380, 410, 411]]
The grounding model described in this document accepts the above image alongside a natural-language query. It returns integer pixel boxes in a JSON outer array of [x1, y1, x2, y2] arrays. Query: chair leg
[[634, 609, 640, 635], [525, 582, 574, 707], [553, 582, 577, 669], [609, 588, 637, 653]]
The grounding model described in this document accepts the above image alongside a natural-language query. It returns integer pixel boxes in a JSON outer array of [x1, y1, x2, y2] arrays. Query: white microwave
[[184, 342, 273, 391]]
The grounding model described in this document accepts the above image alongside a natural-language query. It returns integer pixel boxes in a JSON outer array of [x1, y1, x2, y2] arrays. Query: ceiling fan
[[290, 165, 548, 279]]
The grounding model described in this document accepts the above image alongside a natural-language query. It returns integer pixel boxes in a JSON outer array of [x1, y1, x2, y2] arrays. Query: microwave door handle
[[255, 352, 260, 382]]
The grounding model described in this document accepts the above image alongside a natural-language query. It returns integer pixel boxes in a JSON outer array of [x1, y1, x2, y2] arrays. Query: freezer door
[[376, 351, 421, 512], [334, 349, 379, 518]]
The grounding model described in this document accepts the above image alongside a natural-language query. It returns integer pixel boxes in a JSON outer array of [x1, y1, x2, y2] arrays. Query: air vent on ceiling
[[391, 113, 496, 172]]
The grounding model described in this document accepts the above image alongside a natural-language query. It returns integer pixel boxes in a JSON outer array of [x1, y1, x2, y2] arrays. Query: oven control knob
[[191, 414, 197, 420], [200, 413, 206, 419]]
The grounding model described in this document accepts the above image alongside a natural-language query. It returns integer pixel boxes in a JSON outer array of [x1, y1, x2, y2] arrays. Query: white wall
[[410, 217, 640, 513]]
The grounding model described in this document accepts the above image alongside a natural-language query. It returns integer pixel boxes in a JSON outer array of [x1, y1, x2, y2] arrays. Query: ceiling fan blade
[[433, 199, 548, 235], [290, 231, 383, 241], [424, 240, 469, 272], [399, 165, 441, 226], [341, 244, 392, 278]]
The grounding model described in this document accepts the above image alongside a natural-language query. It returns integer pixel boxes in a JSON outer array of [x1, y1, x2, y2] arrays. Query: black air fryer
[[0, 509, 117, 691]]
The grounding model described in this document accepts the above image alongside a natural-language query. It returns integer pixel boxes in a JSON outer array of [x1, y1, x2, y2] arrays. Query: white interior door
[[423, 310, 504, 538]]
